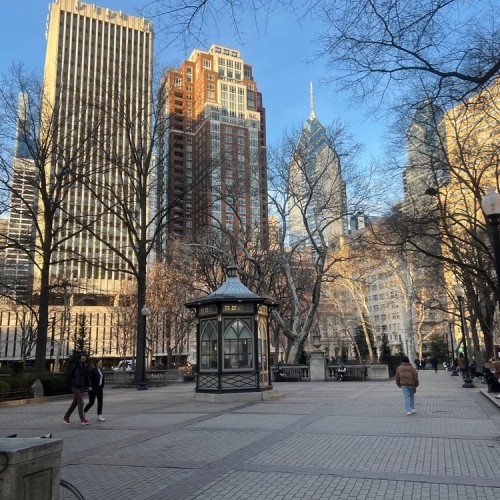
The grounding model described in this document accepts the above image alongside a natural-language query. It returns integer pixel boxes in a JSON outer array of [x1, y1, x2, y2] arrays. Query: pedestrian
[[63, 353, 91, 425], [84, 359, 106, 422], [457, 355, 466, 377], [414, 358, 420, 370], [395, 355, 419, 415], [421, 357, 427, 370], [483, 368, 500, 393], [430, 356, 438, 374], [469, 359, 477, 378]]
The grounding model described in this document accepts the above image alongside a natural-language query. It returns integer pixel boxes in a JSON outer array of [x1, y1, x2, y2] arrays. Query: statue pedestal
[[309, 351, 326, 381]]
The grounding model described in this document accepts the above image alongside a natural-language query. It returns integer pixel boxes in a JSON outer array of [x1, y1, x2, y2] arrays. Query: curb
[[0, 394, 71, 408], [479, 388, 500, 409]]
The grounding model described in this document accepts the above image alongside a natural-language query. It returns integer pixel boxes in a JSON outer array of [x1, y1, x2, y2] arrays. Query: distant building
[[158, 44, 268, 249], [39, 0, 153, 294], [288, 83, 347, 249], [3, 93, 37, 298], [403, 100, 448, 213], [0, 1, 155, 365]]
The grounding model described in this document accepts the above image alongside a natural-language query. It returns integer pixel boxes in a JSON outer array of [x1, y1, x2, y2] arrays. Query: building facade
[[40, 0, 153, 295], [159, 44, 268, 247], [288, 83, 347, 249], [3, 93, 37, 298]]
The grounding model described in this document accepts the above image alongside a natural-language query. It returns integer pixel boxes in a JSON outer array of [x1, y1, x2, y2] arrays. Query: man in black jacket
[[63, 353, 91, 425]]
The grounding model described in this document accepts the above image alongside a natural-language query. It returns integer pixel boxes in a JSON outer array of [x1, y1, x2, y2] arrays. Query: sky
[[0, 0, 386, 164]]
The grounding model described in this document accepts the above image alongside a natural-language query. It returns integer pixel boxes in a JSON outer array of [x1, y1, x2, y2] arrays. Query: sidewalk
[[1, 370, 500, 500]]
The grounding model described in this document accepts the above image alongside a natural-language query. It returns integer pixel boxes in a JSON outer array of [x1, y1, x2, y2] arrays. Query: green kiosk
[[185, 265, 281, 402]]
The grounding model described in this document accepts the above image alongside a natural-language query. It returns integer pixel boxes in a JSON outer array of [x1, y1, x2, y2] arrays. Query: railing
[[105, 369, 189, 384], [0, 387, 34, 402], [326, 365, 367, 381], [273, 365, 310, 381]]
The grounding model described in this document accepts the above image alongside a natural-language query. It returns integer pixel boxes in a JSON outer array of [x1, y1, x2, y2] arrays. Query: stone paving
[[1, 370, 500, 499]]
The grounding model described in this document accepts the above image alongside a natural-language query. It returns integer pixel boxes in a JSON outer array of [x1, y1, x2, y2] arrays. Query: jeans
[[401, 385, 415, 413], [84, 386, 104, 415], [64, 387, 86, 420]]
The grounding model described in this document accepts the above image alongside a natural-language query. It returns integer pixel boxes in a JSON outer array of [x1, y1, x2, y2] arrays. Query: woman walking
[[84, 359, 106, 422], [396, 356, 419, 415]]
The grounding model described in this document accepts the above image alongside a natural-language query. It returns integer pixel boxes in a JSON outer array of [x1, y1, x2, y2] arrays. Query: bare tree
[[109, 279, 137, 363], [82, 67, 214, 385], [316, 0, 500, 107], [0, 66, 103, 372], [140, 0, 312, 49], [142, 0, 499, 101], [146, 244, 197, 369], [190, 122, 371, 363]]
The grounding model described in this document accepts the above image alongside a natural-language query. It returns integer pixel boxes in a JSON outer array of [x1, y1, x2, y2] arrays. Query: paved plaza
[[1, 370, 500, 499]]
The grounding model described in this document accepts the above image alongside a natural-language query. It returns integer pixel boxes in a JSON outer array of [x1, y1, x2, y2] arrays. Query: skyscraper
[[159, 44, 268, 248], [288, 83, 346, 248], [403, 100, 448, 211], [41, 0, 153, 294], [3, 93, 37, 298]]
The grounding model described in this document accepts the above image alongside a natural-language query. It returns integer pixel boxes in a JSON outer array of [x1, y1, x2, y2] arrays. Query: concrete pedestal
[[0, 438, 62, 500], [309, 351, 326, 381]]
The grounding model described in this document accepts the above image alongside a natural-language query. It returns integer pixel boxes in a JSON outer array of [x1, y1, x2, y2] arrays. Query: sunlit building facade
[[159, 45, 268, 248], [40, 0, 153, 294]]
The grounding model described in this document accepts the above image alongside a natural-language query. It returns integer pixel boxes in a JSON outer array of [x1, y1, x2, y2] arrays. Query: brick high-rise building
[[159, 44, 268, 249]]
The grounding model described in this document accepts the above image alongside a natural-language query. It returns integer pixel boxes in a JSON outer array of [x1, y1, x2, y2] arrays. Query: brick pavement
[[1, 370, 500, 499]]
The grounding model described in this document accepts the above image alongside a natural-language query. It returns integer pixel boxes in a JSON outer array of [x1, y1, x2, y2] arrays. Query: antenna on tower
[[309, 81, 316, 119]]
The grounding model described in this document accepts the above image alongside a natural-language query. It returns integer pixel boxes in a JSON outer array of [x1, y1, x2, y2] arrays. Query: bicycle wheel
[[59, 479, 85, 500]]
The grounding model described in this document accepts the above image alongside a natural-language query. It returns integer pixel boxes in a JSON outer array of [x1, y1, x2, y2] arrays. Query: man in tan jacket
[[396, 356, 419, 415]]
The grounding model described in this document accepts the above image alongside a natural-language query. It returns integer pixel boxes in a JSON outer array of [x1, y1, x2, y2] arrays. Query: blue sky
[[0, 0, 385, 163]]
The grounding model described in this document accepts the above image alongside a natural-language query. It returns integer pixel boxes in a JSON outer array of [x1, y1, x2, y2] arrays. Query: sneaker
[[411, 409, 416, 414], [407, 412, 411, 415], [97, 415, 106, 421], [80, 419, 89, 426], [62, 417, 70, 424]]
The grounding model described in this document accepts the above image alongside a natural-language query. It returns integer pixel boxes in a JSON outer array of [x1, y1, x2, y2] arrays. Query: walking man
[[396, 356, 419, 415], [63, 353, 91, 425]]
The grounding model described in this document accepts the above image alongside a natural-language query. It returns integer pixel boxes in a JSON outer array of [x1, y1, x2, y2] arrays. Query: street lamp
[[446, 319, 459, 376], [454, 285, 474, 388], [481, 186, 500, 354], [481, 187, 500, 285], [138, 304, 150, 390]]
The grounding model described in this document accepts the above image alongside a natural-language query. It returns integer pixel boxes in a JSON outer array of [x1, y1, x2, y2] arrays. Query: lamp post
[[447, 319, 459, 376], [138, 304, 150, 390], [454, 285, 474, 388], [49, 316, 56, 371], [481, 186, 500, 288], [481, 186, 500, 357]]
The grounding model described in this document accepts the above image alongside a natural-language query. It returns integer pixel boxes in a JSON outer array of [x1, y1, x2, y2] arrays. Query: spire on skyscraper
[[309, 81, 316, 120]]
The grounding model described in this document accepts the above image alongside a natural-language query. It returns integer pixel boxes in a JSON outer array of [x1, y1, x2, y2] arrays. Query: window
[[223, 320, 253, 369], [203, 59, 212, 70], [200, 321, 218, 369]]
